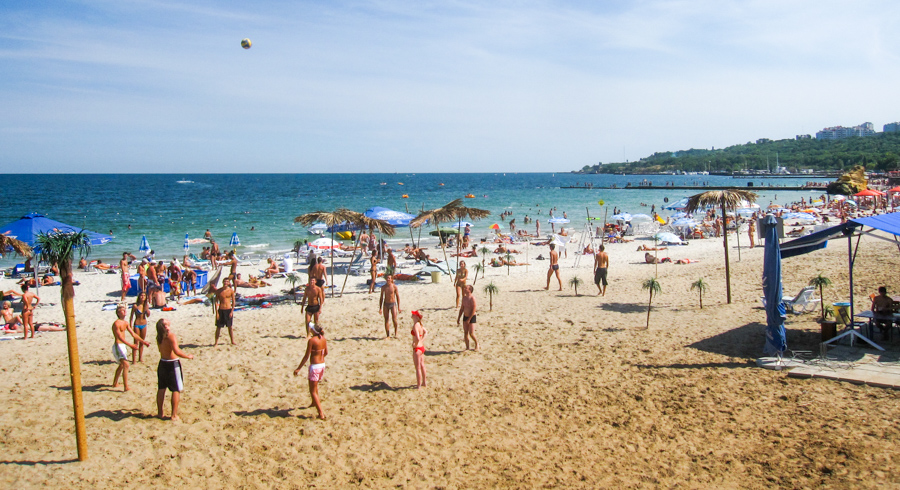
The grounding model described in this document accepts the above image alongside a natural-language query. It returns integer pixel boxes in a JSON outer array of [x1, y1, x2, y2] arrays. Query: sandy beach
[[2, 232, 900, 488]]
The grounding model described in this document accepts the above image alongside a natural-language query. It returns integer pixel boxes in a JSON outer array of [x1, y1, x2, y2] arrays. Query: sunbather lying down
[[636, 244, 667, 251], [644, 253, 697, 265], [490, 257, 529, 267]]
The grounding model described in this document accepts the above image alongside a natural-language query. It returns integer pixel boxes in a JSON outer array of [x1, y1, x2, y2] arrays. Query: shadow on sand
[[349, 381, 414, 392], [686, 321, 822, 359], [0, 459, 78, 466], [87, 409, 156, 421], [233, 407, 295, 418], [425, 350, 463, 356], [51, 384, 111, 392], [599, 302, 647, 314]]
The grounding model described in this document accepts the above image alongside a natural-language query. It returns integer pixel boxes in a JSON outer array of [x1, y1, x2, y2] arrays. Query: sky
[[2, 0, 900, 173]]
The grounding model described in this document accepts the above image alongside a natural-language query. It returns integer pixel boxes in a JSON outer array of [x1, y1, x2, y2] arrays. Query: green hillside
[[577, 132, 900, 174]]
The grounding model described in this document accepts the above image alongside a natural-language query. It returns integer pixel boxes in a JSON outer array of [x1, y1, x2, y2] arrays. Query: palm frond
[[0, 235, 33, 258], [642, 277, 662, 295], [36, 230, 92, 265]]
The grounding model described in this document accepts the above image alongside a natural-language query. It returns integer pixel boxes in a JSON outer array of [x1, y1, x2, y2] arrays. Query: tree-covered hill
[[577, 131, 900, 174]]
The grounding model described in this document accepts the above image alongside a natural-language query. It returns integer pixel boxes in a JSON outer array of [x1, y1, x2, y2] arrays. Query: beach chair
[[188, 253, 211, 270], [782, 286, 820, 314]]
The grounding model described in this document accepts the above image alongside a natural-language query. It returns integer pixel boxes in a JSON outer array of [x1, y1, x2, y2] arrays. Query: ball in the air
[[241, 38, 251, 49]]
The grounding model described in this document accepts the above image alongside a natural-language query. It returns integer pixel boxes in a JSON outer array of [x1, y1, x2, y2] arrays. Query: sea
[[0, 173, 829, 262]]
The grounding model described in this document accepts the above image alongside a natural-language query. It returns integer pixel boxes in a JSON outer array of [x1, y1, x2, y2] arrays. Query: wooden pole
[[61, 261, 88, 460], [722, 202, 732, 304]]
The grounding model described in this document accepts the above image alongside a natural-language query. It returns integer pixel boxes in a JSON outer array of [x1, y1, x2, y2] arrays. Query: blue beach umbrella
[[229, 232, 240, 247], [663, 197, 690, 210], [671, 211, 689, 219], [762, 215, 787, 356], [610, 213, 632, 222], [547, 218, 570, 224], [139, 235, 150, 253], [364, 207, 414, 227], [783, 212, 816, 222], [671, 218, 698, 227], [0, 212, 114, 252], [183, 233, 190, 254], [450, 221, 473, 228]]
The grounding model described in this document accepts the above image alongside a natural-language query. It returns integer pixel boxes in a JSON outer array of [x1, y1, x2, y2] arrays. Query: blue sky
[[2, 0, 899, 173]]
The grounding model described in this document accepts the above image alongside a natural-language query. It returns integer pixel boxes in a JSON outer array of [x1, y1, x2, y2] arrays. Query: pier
[[561, 185, 823, 191]]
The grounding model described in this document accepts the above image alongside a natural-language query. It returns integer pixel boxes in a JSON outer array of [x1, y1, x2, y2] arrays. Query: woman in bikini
[[454, 261, 468, 308], [411, 310, 427, 389], [293, 323, 328, 420], [129, 291, 150, 363]]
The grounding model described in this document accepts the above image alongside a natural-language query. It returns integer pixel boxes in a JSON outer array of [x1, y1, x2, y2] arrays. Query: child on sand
[[293, 322, 328, 420], [156, 318, 193, 421], [112, 305, 150, 392]]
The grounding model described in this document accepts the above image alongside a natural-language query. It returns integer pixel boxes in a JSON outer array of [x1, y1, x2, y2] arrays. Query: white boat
[[176, 178, 194, 184]]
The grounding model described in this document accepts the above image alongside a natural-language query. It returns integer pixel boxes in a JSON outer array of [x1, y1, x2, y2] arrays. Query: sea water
[[0, 173, 828, 260]]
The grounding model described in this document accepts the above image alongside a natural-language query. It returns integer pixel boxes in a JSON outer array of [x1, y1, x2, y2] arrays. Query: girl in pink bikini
[[411, 311, 427, 389]]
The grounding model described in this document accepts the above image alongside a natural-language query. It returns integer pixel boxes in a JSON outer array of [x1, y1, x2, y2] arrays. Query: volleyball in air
[[241, 38, 252, 49]]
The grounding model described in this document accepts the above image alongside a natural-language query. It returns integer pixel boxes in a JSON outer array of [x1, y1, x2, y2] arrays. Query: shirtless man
[[378, 274, 400, 338], [456, 284, 479, 350], [213, 277, 236, 346], [300, 279, 324, 336], [204, 229, 212, 240], [19, 284, 40, 339], [871, 286, 894, 340], [544, 243, 562, 291], [368, 252, 379, 294], [112, 305, 150, 391], [309, 257, 327, 290], [593, 244, 609, 296], [156, 318, 194, 421], [232, 273, 257, 288], [386, 248, 397, 273], [226, 251, 238, 278], [182, 267, 197, 296], [119, 252, 135, 301]]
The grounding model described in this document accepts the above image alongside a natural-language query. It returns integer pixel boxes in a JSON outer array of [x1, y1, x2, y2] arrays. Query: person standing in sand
[[368, 252, 379, 294], [112, 305, 150, 391], [156, 318, 193, 421], [293, 322, 328, 420], [379, 274, 401, 338], [544, 243, 562, 291], [120, 252, 135, 302], [593, 244, 609, 296], [19, 284, 40, 339], [457, 285, 478, 350], [748, 219, 756, 249], [411, 311, 427, 388], [300, 279, 324, 336], [129, 291, 151, 363], [213, 277, 236, 346], [454, 261, 468, 308]]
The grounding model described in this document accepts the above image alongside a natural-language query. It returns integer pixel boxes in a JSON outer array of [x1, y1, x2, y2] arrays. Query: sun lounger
[[760, 286, 820, 314]]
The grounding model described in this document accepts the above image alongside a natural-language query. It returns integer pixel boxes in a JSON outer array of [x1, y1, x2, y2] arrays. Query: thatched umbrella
[[0, 235, 33, 258], [294, 209, 365, 297], [337, 212, 395, 296], [450, 205, 490, 270], [410, 199, 464, 275], [686, 190, 758, 304]]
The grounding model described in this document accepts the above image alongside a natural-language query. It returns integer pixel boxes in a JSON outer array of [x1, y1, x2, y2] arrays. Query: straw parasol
[[685, 189, 758, 304], [449, 204, 490, 270], [0, 235, 33, 258], [410, 199, 465, 275]]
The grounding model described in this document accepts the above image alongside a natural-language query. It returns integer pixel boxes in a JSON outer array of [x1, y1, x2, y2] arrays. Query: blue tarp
[[781, 212, 900, 258], [0, 213, 113, 252], [762, 215, 787, 355]]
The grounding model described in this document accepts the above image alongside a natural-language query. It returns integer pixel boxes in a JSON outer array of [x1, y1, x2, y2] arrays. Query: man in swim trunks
[[112, 304, 150, 391], [457, 284, 479, 350], [300, 279, 324, 336], [454, 261, 468, 308], [182, 267, 197, 296], [293, 322, 328, 421], [593, 244, 609, 296], [544, 243, 562, 291], [378, 274, 400, 338], [120, 252, 136, 302], [156, 318, 194, 421], [213, 276, 236, 346], [309, 257, 327, 300]]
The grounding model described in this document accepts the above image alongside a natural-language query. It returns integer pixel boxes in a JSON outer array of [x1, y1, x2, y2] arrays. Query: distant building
[[816, 122, 876, 140], [885, 122, 900, 133], [795, 134, 811, 140], [756, 138, 771, 144]]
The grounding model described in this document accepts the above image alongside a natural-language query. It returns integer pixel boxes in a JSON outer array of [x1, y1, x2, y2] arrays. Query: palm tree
[[285, 273, 302, 303], [641, 277, 662, 329], [295, 209, 394, 297], [569, 276, 584, 296], [504, 251, 514, 275], [483, 281, 499, 311], [808, 273, 833, 321], [36, 230, 90, 461], [690, 277, 709, 309], [479, 246, 491, 268], [471, 263, 484, 285], [685, 190, 758, 304]]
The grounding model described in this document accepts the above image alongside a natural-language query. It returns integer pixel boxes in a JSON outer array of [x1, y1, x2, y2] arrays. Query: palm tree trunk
[[646, 292, 653, 328], [60, 262, 88, 460], [489, 292, 493, 311], [819, 285, 825, 321], [339, 230, 365, 297], [699, 291, 703, 309], [722, 202, 732, 304]]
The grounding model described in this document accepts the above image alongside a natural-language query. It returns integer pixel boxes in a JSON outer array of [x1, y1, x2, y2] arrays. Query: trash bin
[[820, 320, 838, 341], [430, 271, 441, 283], [833, 302, 851, 325]]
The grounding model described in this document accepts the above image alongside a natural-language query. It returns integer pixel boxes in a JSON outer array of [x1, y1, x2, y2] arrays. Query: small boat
[[380, 182, 387, 185], [402, 194, 409, 198], [465, 194, 475, 198], [398, 182, 404, 185], [439, 183, 445, 186], [176, 179, 194, 184]]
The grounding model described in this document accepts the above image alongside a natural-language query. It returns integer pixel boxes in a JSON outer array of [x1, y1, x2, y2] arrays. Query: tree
[[36, 230, 91, 461], [690, 277, 709, 309], [641, 277, 662, 329], [285, 273, 302, 303], [686, 190, 758, 304], [504, 251, 514, 275], [471, 263, 484, 285], [479, 246, 491, 268], [808, 273, 833, 321], [483, 281, 499, 311], [569, 276, 584, 296]]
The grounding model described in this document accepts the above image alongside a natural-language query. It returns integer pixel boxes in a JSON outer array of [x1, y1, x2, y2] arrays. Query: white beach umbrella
[[309, 237, 341, 250]]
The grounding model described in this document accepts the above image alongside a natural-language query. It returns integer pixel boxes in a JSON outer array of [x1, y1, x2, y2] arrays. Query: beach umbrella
[[489, 223, 500, 230], [888, 186, 900, 193], [139, 235, 150, 253], [410, 199, 468, 276], [307, 223, 327, 234], [229, 232, 240, 247], [610, 213, 632, 221], [309, 237, 341, 249], [448, 204, 490, 269], [671, 211, 689, 219], [854, 189, 884, 197], [783, 212, 816, 222], [654, 232, 682, 243], [762, 215, 787, 356], [631, 214, 653, 221], [451, 221, 473, 228], [663, 197, 690, 210], [671, 218, 697, 227], [0, 213, 113, 252], [183, 234, 190, 254], [686, 189, 759, 304], [364, 207, 414, 227]]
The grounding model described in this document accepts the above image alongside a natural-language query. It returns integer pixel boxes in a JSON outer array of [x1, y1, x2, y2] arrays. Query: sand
[[2, 232, 900, 488]]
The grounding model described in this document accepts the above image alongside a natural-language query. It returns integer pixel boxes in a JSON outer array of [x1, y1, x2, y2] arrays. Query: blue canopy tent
[[365, 206, 416, 248], [780, 212, 900, 350], [0, 213, 113, 252], [229, 232, 240, 247], [762, 215, 787, 356]]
